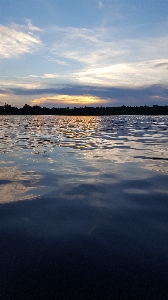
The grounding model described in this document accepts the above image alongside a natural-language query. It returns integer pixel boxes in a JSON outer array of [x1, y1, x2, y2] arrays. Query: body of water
[[1, 115, 168, 299]]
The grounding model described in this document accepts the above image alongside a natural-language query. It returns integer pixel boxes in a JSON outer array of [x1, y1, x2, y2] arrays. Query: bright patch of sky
[[0, 0, 168, 107]]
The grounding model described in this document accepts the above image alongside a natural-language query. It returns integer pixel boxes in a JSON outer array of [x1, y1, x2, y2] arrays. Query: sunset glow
[[30, 94, 110, 107]]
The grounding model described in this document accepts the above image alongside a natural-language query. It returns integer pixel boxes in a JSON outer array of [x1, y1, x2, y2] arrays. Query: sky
[[0, 0, 168, 108]]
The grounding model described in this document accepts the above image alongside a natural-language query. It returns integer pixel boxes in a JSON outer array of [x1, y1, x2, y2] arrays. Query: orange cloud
[[30, 94, 110, 107]]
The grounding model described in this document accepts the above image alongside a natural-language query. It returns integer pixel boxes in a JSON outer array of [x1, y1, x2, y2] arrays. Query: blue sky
[[0, 0, 168, 107]]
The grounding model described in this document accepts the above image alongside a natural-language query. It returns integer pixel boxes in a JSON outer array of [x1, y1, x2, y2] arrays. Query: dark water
[[0, 115, 168, 300]]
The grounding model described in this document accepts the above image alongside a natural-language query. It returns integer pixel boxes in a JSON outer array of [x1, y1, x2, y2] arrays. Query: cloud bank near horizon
[[0, 84, 167, 108]]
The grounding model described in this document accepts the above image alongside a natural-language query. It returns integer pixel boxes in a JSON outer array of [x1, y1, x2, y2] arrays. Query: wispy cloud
[[98, 1, 104, 9], [0, 76, 44, 89], [43, 74, 61, 78], [0, 21, 42, 58], [25, 19, 43, 32], [71, 59, 168, 87], [46, 26, 168, 86], [46, 56, 68, 65]]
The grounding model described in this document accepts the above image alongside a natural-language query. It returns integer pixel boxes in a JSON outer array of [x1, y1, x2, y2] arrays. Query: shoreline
[[1, 104, 168, 116]]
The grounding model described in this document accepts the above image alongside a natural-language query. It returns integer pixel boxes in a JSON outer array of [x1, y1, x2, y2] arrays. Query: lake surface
[[1, 115, 168, 300]]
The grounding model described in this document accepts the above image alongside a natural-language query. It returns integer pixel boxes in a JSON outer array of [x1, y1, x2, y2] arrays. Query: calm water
[[1, 115, 168, 300]]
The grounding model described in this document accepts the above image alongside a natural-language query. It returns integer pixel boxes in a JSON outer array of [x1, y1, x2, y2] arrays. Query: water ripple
[[0, 115, 167, 168]]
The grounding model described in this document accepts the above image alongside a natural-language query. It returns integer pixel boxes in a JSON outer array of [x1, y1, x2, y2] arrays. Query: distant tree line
[[0, 103, 168, 115]]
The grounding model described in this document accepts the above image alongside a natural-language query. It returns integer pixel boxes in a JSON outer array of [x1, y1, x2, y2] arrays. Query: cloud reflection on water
[[0, 115, 167, 203], [0, 115, 168, 299], [0, 166, 43, 203]]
